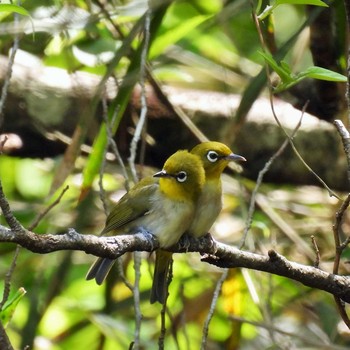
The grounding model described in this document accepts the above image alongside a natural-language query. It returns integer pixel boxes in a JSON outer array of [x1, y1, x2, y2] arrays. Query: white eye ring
[[176, 171, 187, 183], [207, 151, 219, 163]]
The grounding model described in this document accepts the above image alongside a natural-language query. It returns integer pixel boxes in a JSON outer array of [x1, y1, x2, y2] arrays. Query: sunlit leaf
[[149, 15, 211, 59], [0, 4, 30, 16], [275, 0, 328, 6], [258, 0, 327, 20], [0, 287, 26, 328], [298, 66, 347, 82], [258, 51, 293, 82]]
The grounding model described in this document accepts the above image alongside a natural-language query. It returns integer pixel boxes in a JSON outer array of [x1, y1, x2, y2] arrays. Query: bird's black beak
[[225, 153, 246, 162], [153, 170, 172, 178]]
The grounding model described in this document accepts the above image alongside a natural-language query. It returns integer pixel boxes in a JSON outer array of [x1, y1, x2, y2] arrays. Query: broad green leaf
[[149, 15, 211, 59], [299, 66, 347, 82], [0, 287, 26, 328], [0, 4, 30, 16]]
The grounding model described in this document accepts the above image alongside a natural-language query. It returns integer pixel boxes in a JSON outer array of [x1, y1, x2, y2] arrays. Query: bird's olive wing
[[101, 177, 158, 234]]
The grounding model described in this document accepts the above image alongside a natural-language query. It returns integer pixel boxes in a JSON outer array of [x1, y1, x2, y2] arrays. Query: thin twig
[[0, 135, 8, 154], [228, 315, 347, 349], [29, 185, 69, 231], [0, 320, 14, 350], [158, 258, 172, 349], [333, 2, 350, 329], [99, 96, 111, 216], [116, 259, 133, 291], [332, 193, 350, 274], [334, 297, 350, 329], [103, 101, 130, 192], [200, 268, 229, 350], [334, 119, 350, 185], [159, 299, 167, 350], [0, 181, 24, 233], [256, 193, 316, 260], [332, 194, 350, 328], [128, 9, 151, 182], [310, 235, 320, 268], [0, 246, 19, 311], [271, 95, 339, 198], [132, 250, 142, 350], [240, 105, 305, 249], [0, 12, 20, 128], [129, 8, 152, 349], [167, 307, 181, 350], [343, 0, 350, 126], [240, 138, 288, 249]]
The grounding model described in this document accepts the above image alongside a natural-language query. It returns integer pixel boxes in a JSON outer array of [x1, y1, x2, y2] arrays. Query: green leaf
[[149, 14, 211, 59], [258, 0, 327, 20], [280, 60, 292, 75], [258, 51, 293, 82], [0, 4, 30, 16], [82, 4, 169, 195], [0, 287, 26, 328], [234, 7, 323, 125], [275, 0, 328, 6], [298, 66, 347, 82], [81, 123, 108, 197]]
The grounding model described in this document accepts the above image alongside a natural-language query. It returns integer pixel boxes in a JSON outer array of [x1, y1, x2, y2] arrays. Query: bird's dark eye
[[176, 171, 187, 183], [207, 151, 219, 163]]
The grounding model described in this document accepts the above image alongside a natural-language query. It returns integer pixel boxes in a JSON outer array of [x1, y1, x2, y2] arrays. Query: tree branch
[[202, 247, 350, 303], [1, 179, 350, 306], [0, 223, 350, 303]]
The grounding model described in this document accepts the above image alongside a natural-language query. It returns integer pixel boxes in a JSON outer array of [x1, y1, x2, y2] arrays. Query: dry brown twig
[[29, 185, 69, 231], [332, 193, 350, 328], [310, 235, 320, 268], [334, 120, 350, 184], [333, 119, 350, 328], [0, 135, 8, 154]]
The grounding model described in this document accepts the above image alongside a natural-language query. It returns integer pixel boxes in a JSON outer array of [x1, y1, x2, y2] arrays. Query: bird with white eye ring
[[189, 141, 246, 239], [150, 142, 246, 305], [86, 150, 205, 306]]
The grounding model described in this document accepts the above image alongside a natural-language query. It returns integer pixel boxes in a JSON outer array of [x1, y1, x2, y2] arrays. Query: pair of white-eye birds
[[86, 141, 246, 304]]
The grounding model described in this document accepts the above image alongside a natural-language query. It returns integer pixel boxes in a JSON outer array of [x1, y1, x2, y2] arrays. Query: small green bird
[[189, 141, 246, 237], [151, 142, 245, 304], [86, 150, 205, 304]]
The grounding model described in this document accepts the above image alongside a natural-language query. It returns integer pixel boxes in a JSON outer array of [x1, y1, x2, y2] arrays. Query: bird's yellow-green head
[[153, 150, 205, 202], [191, 141, 246, 179]]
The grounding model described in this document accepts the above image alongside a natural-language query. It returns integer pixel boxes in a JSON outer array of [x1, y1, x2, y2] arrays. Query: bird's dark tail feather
[[86, 257, 115, 285], [150, 250, 173, 304]]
